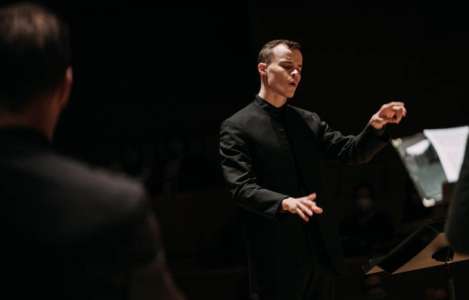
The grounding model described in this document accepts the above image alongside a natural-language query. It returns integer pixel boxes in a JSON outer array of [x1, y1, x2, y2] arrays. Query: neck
[[0, 104, 56, 141], [258, 86, 287, 108]]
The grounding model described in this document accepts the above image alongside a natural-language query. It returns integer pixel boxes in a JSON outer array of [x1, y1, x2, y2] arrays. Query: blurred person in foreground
[[0, 3, 183, 300]]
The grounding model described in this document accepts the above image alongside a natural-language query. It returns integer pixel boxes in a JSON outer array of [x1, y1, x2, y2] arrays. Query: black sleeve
[[219, 120, 288, 219], [446, 137, 469, 254], [318, 117, 389, 164]]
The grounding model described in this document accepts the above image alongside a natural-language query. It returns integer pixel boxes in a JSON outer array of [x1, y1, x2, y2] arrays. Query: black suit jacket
[[0, 127, 183, 300], [446, 136, 469, 254], [219, 97, 388, 300]]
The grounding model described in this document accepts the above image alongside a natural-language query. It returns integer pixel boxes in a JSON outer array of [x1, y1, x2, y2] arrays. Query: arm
[[320, 101, 406, 164], [446, 137, 469, 254], [129, 209, 185, 300], [220, 121, 322, 221], [320, 121, 388, 164], [219, 120, 289, 219]]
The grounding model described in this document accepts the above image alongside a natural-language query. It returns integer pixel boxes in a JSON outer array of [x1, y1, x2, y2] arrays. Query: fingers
[[296, 206, 309, 222], [377, 102, 407, 126], [300, 197, 323, 214], [297, 193, 323, 222], [380, 102, 406, 113], [393, 105, 407, 117], [383, 101, 405, 107], [298, 202, 313, 217], [391, 106, 406, 122], [372, 115, 385, 124], [312, 203, 323, 214], [386, 111, 404, 124], [285, 193, 324, 222], [296, 203, 322, 222], [381, 102, 405, 113], [300, 194, 316, 209]]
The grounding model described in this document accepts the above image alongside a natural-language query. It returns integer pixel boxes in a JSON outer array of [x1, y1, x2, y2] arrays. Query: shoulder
[[287, 105, 325, 135], [221, 101, 266, 130], [55, 153, 146, 211], [11, 151, 149, 236], [287, 104, 321, 122], [223, 102, 257, 122]]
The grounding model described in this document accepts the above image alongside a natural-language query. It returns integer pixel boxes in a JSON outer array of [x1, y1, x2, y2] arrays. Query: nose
[[291, 72, 301, 83], [291, 68, 301, 78]]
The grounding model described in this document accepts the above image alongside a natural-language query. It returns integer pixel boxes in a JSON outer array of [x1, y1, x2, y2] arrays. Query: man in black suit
[[219, 39, 406, 300], [446, 136, 469, 254], [0, 3, 183, 300]]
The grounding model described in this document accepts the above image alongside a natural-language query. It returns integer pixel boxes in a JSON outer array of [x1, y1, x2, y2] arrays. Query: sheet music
[[406, 139, 430, 156], [424, 126, 469, 183]]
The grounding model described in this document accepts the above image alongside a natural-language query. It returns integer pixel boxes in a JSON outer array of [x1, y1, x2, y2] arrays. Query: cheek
[[273, 72, 288, 82], [267, 73, 279, 85]]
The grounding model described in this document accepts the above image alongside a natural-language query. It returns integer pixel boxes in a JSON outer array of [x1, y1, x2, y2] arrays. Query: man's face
[[260, 44, 303, 99]]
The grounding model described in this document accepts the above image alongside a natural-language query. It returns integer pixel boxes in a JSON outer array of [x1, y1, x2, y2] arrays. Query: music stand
[[391, 126, 468, 208], [364, 219, 469, 299], [365, 127, 469, 299]]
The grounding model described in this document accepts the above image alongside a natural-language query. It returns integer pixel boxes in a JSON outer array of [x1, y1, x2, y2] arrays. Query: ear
[[257, 62, 267, 76], [57, 66, 73, 111]]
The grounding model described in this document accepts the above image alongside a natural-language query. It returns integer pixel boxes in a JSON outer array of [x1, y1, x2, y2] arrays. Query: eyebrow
[[280, 61, 303, 68]]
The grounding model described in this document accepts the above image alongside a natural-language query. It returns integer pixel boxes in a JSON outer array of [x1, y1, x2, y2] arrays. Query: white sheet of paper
[[406, 139, 430, 156], [424, 126, 469, 183]]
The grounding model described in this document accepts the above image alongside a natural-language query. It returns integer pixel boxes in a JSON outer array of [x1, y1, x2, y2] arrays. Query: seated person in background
[[0, 3, 183, 299], [340, 183, 395, 257]]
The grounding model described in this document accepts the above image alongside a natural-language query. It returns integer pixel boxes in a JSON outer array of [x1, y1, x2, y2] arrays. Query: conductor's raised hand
[[369, 101, 407, 130]]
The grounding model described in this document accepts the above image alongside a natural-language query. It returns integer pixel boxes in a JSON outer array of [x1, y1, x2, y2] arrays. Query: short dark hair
[[257, 39, 301, 64], [0, 3, 71, 112]]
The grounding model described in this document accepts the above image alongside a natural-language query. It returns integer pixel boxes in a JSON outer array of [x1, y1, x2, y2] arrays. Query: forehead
[[270, 44, 303, 64]]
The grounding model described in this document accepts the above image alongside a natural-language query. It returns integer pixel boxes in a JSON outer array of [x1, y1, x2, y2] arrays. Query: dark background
[[4, 0, 469, 299]]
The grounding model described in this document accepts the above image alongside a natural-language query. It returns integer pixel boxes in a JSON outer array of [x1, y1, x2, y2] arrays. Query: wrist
[[281, 197, 292, 212]]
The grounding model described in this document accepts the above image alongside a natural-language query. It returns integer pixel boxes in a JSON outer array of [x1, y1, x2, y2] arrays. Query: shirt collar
[[254, 95, 287, 119]]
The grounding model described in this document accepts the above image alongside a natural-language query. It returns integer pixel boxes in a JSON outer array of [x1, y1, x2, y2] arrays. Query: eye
[[282, 64, 294, 71]]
